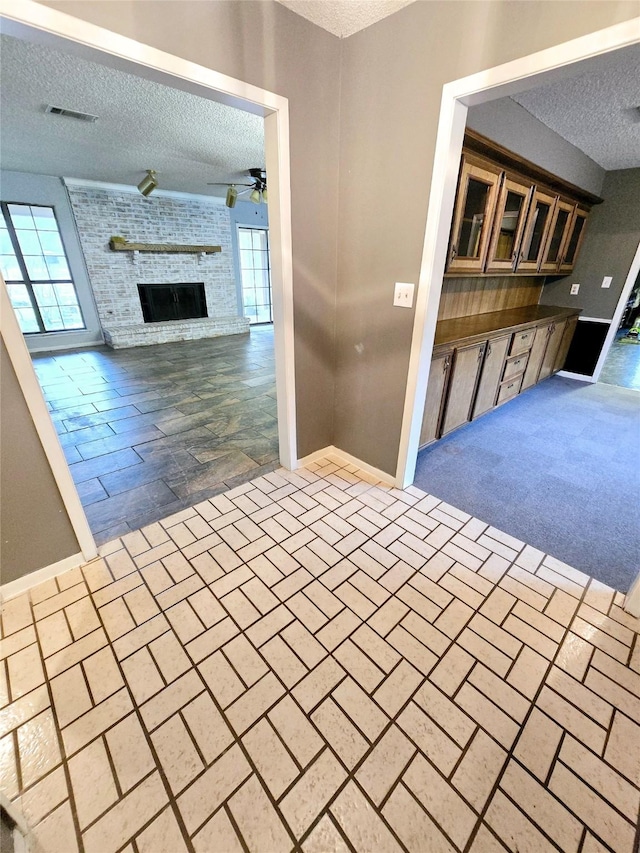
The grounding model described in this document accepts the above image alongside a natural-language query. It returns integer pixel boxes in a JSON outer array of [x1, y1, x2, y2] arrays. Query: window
[[1, 202, 85, 334], [238, 227, 272, 324]]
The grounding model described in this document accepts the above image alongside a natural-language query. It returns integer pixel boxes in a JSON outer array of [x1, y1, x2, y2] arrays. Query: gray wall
[[1, 337, 80, 583], [0, 170, 103, 350], [541, 168, 640, 319], [228, 200, 269, 318], [333, 0, 638, 475], [43, 0, 342, 461], [467, 98, 605, 196]]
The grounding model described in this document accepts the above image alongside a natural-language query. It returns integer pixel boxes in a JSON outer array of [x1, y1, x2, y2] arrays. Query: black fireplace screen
[[138, 283, 207, 323]]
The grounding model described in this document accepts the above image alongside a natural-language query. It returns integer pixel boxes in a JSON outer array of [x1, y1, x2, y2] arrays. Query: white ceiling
[[511, 43, 640, 171], [0, 34, 265, 198], [277, 0, 416, 39]]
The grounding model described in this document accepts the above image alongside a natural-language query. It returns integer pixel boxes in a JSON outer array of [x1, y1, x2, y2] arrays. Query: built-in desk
[[421, 305, 580, 447]]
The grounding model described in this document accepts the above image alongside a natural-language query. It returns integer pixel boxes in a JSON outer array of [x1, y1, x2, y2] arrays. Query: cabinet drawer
[[503, 352, 529, 381], [510, 327, 536, 355], [497, 375, 523, 404]]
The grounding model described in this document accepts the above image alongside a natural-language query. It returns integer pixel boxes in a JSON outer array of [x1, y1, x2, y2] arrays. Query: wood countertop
[[434, 305, 580, 350]]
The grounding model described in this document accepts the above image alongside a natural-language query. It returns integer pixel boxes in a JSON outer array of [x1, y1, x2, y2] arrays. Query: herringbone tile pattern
[[1, 457, 639, 853]]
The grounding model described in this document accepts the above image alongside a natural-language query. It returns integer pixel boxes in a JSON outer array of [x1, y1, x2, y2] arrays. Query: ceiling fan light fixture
[[249, 187, 262, 204], [261, 187, 268, 204], [137, 169, 158, 197], [225, 185, 238, 208]]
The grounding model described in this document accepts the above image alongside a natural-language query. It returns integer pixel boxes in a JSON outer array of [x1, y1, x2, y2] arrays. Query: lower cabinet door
[[521, 324, 550, 390], [553, 315, 578, 372], [441, 341, 485, 436], [419, 351, 451, 446], [473, 334, 510, 418], [539, 320, 566, 381]]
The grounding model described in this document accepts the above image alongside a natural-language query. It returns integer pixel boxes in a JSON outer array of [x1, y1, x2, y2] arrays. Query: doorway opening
[[598, 270, 640, 392], [0, 3, 296, 554]]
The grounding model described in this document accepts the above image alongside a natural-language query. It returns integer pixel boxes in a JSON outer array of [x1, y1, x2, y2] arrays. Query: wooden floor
[[32, 327, 277, 544]]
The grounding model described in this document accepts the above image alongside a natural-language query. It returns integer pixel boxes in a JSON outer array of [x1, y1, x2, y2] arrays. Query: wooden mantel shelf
[[109, 238, 221, 254]]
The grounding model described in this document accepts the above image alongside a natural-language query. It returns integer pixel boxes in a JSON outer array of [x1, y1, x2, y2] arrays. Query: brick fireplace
[[67, 185, 249, 348]]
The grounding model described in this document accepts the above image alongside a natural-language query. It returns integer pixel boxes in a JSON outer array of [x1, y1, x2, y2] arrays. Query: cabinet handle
[[478, 346, 485, 361], [520, 333, 528, 340], [487, 344, 492, 356], [450, 244, 457, 263], [443, 356, 450, 372]]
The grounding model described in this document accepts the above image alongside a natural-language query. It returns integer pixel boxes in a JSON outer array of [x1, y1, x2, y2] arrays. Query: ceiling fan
[[208, 167, 267, 208]]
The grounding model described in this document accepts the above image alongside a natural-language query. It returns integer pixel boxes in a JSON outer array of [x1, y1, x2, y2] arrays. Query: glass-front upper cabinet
[[447, 156, 502, 274], [515, 188, 557, 273], [485, 176, 533, 274], [558, 207, 588, 274], [539, 198, 575, 273]]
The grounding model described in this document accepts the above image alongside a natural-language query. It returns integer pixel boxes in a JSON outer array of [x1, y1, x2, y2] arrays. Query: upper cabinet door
[[539, 198, 574, 273], [485, 176, 533, 274], [515, 188, 557, 273], [558, 208, 588, 274], [447, 157, 502, 274]]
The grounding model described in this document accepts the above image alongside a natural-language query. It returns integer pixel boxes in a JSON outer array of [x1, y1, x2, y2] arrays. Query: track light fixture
[[208, 168, 267, 207], [137, 170, 158, 197]]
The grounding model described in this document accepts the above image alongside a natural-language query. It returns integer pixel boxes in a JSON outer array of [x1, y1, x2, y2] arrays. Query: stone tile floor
[[1, 456, 639, 853], [599, 332, 640, 392], [31, 327, 278, 545]]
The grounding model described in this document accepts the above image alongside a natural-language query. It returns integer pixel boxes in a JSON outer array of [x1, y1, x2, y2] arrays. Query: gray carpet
[[414, 376, 640, 592]]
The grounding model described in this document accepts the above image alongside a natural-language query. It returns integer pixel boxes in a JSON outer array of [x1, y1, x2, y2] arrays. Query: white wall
[[1, 169, 103, 350]]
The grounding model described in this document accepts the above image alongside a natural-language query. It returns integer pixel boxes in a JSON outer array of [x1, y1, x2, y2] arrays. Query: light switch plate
[[570, 283, 580, 295], [602, 276, 612, 288], [393, 282, 415, 308]]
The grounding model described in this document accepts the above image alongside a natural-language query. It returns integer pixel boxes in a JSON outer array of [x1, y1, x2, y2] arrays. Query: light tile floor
[[1, 457, 639, 853]]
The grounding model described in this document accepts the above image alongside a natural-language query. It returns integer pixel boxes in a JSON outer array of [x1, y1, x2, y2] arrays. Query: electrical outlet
[[393, 282, 414, 308], [602, 276, 612, 288], [570, 283, 580, 295]]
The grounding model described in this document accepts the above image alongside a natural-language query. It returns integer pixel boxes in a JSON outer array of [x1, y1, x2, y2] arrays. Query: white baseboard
[[0, 552, 87, 603], [557, 370, 595, 383], [296, 445, 396, 486]]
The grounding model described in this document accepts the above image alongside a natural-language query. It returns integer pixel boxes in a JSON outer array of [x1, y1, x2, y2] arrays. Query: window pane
[[33, 282, 56, 306], [31, 207, 58, 230], [242, 269, 255, 289], [38, 231, 64, 256], [60, 306, 84, 329], [238, 230, 252, 249], [15, 307, 40, 333], [54, 282, 78, 305], [8, 205, 35, 229], [15, 229, 42, 256], [1, 255, 22, 280], [240, 249, 254, 269], [7, 283, 32, 309], [45, 256, 71, 280], [0, 229, 14, 254], [40, 305, 64, 331], [24, 255, 49, 279], [252, 230, 267, 251]]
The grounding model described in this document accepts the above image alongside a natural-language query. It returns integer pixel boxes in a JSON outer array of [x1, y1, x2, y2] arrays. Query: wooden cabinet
[[441, 341, 485, 435], [540, 199, 574, 273], [538, 320, 566, 381], [473, 334, 510, 418], [521, 324, 550, 390], [419, 351, 451, 446], [515, 188, 557, 273], [448, 157, 502, 274], [446, 131, 600, 277], [485, 176, 533, 274], [558, 208, 588, 274], [421, 307, 579, 450], [553, 314, 578, 372]]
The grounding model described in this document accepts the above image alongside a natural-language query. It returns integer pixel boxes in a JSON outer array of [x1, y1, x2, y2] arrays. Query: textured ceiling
[[277, 0, 416, 38], [512, 43, 640, 171], [0, 34, 265, 197]]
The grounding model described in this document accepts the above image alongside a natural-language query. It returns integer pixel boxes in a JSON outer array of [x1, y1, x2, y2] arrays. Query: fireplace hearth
[[138, 282, 207, 323]]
